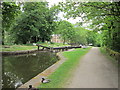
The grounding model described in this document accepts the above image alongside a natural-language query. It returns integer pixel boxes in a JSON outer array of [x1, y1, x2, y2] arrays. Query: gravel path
[[65, 47, 118, 88]]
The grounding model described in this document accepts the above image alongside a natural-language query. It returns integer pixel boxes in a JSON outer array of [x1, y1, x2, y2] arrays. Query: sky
[[46, 0, 85, 25], [57, 12, 84, 24], [46, 0, 92, 28], [46, 0, 66, 7]]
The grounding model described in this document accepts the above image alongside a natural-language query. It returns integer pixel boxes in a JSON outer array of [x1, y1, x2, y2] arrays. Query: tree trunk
[[63, 38, 65, 45], [42, 38, 45, 42], [2, 29, 4, 45]]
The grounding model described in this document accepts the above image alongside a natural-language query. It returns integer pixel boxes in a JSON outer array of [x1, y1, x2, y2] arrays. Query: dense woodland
[[1, 2, 120, 52]]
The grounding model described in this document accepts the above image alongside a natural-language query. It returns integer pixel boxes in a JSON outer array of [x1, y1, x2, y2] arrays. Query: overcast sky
[[46, 0, 85, 25], [45, 0, 92, 29]]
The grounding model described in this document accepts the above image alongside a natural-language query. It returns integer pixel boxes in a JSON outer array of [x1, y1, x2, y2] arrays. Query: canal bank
[[1, 49, 38, 56], [18, 48, 90, 89], [2, 51, 58, 89], [2, 48, 90, 89], [17, 50, 71, 89]]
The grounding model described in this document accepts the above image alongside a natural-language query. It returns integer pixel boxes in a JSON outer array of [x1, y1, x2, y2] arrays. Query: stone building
[[51, 34, 63, 43]]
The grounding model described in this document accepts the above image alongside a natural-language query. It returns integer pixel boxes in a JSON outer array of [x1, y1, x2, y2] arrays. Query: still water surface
[[2, 51, 58, 88]]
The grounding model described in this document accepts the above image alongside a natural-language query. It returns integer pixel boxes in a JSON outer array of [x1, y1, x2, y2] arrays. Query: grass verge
[[2, 43, 69, 51], [2, 45, 37, 51], [100, 47, 118, 66], [38, 47, 91, 88]]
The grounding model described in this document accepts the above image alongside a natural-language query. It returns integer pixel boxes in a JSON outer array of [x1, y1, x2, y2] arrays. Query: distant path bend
[[66, 47, 118, 88]]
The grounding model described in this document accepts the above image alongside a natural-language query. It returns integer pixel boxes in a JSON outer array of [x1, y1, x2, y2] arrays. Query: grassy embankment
[[100, 47, 118, 66], [2, 43, 69, 51], [38, 47, 91, 88]]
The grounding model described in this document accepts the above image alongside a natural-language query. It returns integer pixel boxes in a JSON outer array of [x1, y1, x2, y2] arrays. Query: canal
[[2, 51, 59, 89]]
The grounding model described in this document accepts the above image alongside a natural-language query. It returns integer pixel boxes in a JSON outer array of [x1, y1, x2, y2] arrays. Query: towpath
[[65, 47, 118, 88]]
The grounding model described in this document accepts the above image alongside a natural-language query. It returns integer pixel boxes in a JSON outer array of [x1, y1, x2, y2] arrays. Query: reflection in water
[[2, 51, 58, 88]]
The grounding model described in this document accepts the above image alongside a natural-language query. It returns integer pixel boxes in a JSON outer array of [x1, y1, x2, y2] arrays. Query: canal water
[[2, 51, 59, 89]]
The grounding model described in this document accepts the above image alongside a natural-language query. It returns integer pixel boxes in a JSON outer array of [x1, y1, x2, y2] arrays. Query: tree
[[55, 20, 76, 44], [59, 2, 120, 52], [11, 2, 56, 44], [72, 25, 99, 46], [2, 2, 20, 45], [74, 26, 90, 45], [0, 4, 2, 45]]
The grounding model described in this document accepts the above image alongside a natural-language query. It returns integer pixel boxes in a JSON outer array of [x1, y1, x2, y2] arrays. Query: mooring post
[[65, 47, 68, 51], [38, 46, 39, 50], [50, 47, 53, 52], [42, 47, 44, 50]]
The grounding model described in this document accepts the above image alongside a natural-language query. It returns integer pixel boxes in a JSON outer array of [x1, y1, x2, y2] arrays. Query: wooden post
[[50, 47, 53, 52], [38, 46, 39, 50], [66, 47, 68, 51], [42, 47, 44, 50]]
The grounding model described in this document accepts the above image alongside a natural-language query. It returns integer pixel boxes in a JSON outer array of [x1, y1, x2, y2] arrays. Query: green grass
[[100, 47, 118, 66], [2, 43, 69, 51], [39, 42, 70, 47], [38, 47, 91, 88], [2, 45, 37, 51]]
